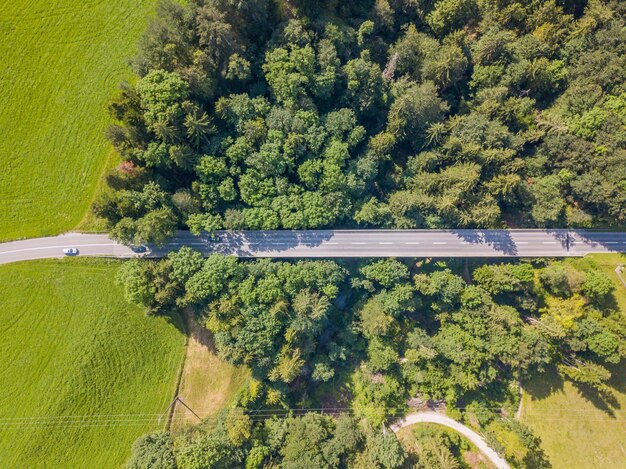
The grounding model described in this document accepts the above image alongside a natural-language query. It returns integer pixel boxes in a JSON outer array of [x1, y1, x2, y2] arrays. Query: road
[[390, 411, 510, 469], [1, 230, 625, 265]]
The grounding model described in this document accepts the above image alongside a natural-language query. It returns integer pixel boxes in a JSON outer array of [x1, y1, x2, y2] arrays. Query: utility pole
[[159, 395, 202, 431]]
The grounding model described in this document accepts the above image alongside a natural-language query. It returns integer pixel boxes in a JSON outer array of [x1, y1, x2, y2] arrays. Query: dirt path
[[391, 411, 510, 469]]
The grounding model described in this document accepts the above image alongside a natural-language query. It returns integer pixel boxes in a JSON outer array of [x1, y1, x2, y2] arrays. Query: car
[[62, 248, 79, 255], [131, 245, 147, 253]]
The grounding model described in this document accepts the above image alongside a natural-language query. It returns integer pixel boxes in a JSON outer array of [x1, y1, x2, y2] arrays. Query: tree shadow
[[544, 229, 571, 250], [450, 229, 519, 256], [184, 309, 218, 354], [158, 308, 187, 337], [570, 381, 621, 418], [523, 366, 564, 400], [571, 230, 626, 254], [526, 365, 624, 418], [205, 230, 333, 257]]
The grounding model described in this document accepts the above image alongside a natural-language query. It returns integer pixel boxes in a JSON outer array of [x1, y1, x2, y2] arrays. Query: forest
[[102, 0, 626, 467], [119, 251, 625, 467], [95, 0, 626, 246]]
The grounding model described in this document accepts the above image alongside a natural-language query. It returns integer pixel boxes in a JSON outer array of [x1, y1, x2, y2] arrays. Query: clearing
[[170, 311, 251, 431], [0, 1, 155, 241], [520, 253, 626, 469], [0, 259, 185, 468]]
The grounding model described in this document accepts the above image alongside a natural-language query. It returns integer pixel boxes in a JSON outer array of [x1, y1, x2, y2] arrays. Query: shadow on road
[[215, 230, 333, 256], [570, 230, 626, 254], [450, 230, 519, 256]]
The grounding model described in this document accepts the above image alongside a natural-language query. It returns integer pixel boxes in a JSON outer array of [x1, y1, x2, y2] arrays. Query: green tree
[[387, 81, 448, 150], [127, 431, 176, 469], [360, 259, 410, 289]]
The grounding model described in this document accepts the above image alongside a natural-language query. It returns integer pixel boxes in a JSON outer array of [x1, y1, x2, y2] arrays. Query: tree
[[359, 259, 410, 288], [343, 55, 388, 117], [529, 175, 565, 225], [581, 270, 614, 301], [362, 430, 407, 469], [280, 413, 333, 469], [427, 0, 478, 36], [127, 431, 176, 469], [263, 45, 315, 107], [184, 106, 215, 148], [183, 254, 243, 304], [116, 259, 157, 309], [387, 81, 448, 150], [137, 69, 189, 127]]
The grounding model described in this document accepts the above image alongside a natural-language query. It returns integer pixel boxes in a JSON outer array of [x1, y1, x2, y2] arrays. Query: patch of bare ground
[[170, 310, 251, 432]]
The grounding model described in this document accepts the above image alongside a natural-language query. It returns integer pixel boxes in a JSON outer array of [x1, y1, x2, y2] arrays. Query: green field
[[0, 259, 185, 468], [0, 0, 155, 241], [521, 254, 626, 469]]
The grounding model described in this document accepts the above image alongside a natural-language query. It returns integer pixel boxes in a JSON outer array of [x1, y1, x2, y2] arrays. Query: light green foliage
[[359, 259, 410, 288], [427, 0, 478, 36], [581, 268, 615, 301], [0, 260, 184, 468], [473, 263, 534, 295], [0, 0, 156, 241]]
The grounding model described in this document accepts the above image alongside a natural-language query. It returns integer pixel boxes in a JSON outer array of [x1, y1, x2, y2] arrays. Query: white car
[[62, 248, 79, 255]]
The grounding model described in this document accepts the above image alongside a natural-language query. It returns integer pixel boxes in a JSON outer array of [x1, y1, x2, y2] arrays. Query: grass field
[[0, 1, 155, 241], [521, 254, 626, 469], [0, 259, 185, 468]]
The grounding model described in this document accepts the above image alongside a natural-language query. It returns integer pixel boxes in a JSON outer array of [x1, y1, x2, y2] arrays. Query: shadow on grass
[[570, 381, 621, 418], [526, 363, 624, 418], [524, 366, 564, 400], [571, 360, 626, 418]]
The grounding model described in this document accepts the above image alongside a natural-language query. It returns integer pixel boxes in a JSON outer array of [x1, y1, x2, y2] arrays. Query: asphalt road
[[1, 230, 625, 265], [390, 411, 510, 469]]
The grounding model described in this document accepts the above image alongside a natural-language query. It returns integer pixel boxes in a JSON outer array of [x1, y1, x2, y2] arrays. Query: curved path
[[390, 411, 510, 469], [1, 229, 626, 265]]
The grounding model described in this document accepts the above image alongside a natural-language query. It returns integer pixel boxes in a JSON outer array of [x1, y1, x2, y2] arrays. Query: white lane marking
[[0, 244, 118, 255], [542, 242, 557, 244], [516, 242, 529, 244], [379, 242, 393, 245], [167, 242, 207, 246], [604, 242, 618, 244], [405, 242, 420, 245], [433, 242, 447, 245], [351, 242, 366, 245], [459, 241, 471, 245], [325, 242, 338, 245]]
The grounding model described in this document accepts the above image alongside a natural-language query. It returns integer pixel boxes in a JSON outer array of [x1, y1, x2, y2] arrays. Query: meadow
[[0, 259, 185, 468], [171, 313, 251, 431], [0, 0, 155, 241], [521, 254, 626, 469]]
